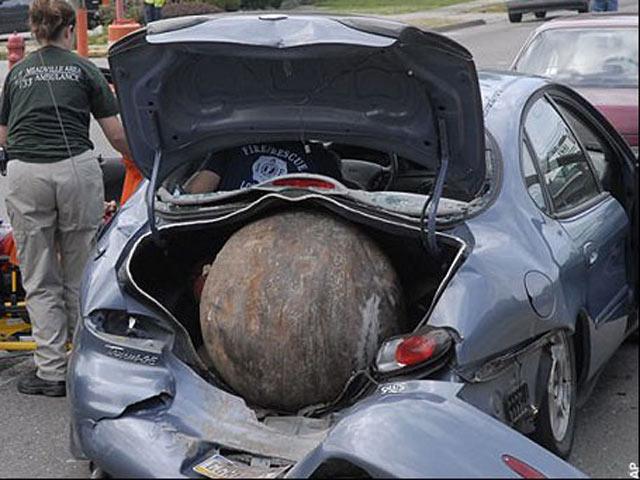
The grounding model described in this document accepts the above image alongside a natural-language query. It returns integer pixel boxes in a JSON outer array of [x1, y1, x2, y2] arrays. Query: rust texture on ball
[[199, 210, 404, 412]]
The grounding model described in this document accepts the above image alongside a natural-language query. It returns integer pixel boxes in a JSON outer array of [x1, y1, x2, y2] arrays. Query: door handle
[[583, 242, 598, 267]]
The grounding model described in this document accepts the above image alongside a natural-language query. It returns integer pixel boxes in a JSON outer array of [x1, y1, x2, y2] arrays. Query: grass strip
[[314, 0, 476, 14]]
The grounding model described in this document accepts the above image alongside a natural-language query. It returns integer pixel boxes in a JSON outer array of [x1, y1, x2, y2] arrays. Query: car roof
[[534, 12, 638, 31], [477, 70, 547, 116]]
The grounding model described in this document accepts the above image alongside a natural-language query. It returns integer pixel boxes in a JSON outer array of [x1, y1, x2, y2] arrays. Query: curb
[[433, 18, 486, 32]]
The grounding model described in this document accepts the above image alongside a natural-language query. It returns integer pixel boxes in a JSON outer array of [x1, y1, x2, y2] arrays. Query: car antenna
[[420, 118, 449, 259]]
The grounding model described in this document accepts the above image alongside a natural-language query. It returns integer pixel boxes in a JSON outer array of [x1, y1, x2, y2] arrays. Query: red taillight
[[395, 335, 437, 366], [376, 328, 452, 374], [271, 178, 336, 189], [502, 455, 546, 479]]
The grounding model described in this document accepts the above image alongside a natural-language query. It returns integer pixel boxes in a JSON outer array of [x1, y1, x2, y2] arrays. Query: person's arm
[[0, 125, 7, 146], [183, 152, 226, 193], [184, 170, 221, 193], [87, 64, 130, 157], [97, 116, 132, 159]]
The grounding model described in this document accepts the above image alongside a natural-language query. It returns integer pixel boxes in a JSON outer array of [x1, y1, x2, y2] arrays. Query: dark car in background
[[512, 14, 639, 151], [0, 0, 102, 35], [506, 0, 589, 23], [0, 0, 30, 35]]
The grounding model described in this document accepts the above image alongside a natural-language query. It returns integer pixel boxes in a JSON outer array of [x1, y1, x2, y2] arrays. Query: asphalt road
[[449, 0, 638, 68], [1, 5, 639, 478]]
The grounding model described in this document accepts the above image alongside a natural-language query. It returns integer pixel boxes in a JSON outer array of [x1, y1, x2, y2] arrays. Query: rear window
[[515, 27, 639, 88]]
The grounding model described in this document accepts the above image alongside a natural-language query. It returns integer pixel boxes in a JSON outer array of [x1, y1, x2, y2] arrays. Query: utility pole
[[76, 0, 89, 57]]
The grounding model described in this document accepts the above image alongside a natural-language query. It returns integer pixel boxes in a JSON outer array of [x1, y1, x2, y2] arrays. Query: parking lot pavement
[[571, 338, 639, 478], [0, 352, 89, 478]]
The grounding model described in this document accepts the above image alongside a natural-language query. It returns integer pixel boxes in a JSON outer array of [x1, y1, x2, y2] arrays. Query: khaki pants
[[4, 150, 104, 382]]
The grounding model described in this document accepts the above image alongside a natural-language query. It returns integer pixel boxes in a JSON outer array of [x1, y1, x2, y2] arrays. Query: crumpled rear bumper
[[69, 319, 586, 479], [68, 317, 324, 477]]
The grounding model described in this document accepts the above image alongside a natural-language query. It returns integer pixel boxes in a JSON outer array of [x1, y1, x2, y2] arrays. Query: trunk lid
[[108, 14, 486, 200]]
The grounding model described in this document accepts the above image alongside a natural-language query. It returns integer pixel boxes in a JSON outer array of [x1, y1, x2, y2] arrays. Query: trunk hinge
[[146, 110, 165, 248], [420, 118, 450, 257]]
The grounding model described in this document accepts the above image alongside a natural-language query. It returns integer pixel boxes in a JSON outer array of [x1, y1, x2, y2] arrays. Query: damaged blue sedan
[[68, 13, 637, 478]]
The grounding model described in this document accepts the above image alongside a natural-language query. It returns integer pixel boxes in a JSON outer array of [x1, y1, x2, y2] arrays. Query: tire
[[577, 5, 589, 12], [508, 12, 523, 22], [532, 330, 577, 459], [535, 11, 547, 18], [89, 462, 111, 479]]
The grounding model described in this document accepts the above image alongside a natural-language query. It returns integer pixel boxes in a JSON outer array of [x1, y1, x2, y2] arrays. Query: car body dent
[[292, 380, 586, 478], [73, 335, 329, 476], [73, 354, 585, 479], [69, 315, 175, 422]]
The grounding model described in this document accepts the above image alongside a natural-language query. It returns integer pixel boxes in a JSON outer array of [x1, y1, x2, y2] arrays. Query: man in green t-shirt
[[0, 0, 131, 397]]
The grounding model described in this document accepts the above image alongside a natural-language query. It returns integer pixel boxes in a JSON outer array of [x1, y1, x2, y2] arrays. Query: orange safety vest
[[120, 155, 144, 205]]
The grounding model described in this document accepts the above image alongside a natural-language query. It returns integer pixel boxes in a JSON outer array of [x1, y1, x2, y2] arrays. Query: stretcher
[[0, 254, 33, 351]]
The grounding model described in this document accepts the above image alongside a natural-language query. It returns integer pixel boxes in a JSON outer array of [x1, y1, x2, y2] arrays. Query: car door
[[523, 95, 630, 378], [551, 94, 638, 309]]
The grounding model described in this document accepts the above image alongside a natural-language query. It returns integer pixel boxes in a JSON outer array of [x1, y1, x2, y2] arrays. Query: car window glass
[[515, 28, 639, 88], [525, 98, 600, 213], [555, 104, 609, 185], [522, 142, 546, 211]]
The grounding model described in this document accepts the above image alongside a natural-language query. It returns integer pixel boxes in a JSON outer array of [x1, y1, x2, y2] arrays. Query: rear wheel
[[535, 11, 547, 18], [508, 12, 523, 22], [532, 330, 577, 459], [577, 5, 589, 12], [89, 462, 111, 479]]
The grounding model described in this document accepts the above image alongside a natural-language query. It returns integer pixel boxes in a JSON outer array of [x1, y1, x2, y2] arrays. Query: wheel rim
[[547, 335, 572, 442]]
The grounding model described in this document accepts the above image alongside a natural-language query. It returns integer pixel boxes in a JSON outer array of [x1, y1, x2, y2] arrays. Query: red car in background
[[511, 13, 638, 152]]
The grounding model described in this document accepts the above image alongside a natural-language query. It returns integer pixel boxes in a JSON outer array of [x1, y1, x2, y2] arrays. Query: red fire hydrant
[[7, 32, 25, 70]]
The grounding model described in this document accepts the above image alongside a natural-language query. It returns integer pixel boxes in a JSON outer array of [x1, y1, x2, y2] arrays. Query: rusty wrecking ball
[[199, 210, 404, 412]]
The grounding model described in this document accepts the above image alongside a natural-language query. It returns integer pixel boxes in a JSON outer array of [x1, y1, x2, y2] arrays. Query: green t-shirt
[[0, 45, 118, 163]]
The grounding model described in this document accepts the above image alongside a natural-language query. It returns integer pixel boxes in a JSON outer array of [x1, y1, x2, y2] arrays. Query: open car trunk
[[124, 195, 466, 414]]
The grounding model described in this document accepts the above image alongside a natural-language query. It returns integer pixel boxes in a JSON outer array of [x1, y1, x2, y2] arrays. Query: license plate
[[193, 454, 289, 479]]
